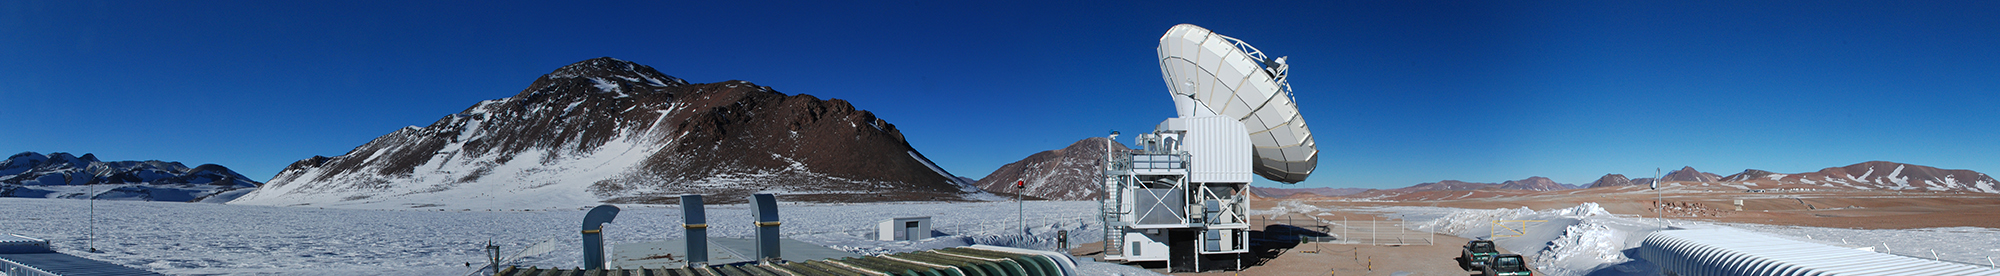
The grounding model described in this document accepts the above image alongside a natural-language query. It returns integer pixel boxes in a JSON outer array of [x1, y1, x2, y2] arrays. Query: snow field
[[1355, 202, 2000, 276], [1, 198, 1157, 275]]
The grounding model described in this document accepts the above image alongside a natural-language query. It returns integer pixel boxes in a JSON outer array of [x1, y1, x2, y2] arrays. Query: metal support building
[[1099, 116, 1252, 272]]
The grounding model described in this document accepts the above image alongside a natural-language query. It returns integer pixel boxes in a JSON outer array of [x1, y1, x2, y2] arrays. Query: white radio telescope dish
[[1157, 24, 1317, 183]]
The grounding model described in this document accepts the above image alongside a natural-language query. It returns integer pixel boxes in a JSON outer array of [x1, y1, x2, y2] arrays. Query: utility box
[[876, 217, 933, 241]]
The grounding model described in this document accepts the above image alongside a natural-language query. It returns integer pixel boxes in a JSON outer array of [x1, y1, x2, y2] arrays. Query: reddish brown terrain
[[1287, 182, 2000, 229], [1093, 177, 2000, 274]]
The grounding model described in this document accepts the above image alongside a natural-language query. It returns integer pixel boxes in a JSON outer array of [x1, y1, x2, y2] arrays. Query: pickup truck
[[1460, 240, 1499, 269], [1480, 254, 1532, 276]]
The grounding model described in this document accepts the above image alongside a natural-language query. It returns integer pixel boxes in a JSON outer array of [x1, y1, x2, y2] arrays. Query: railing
[[1255, 214, 1434, 246]]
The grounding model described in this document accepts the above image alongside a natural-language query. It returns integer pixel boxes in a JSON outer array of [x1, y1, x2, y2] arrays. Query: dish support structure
[[1098, 116, 1251, 272]]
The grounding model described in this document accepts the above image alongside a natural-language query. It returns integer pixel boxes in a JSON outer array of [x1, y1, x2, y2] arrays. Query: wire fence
[[1254, 214, 1434, 246], [1795, 234, 2000, 269]]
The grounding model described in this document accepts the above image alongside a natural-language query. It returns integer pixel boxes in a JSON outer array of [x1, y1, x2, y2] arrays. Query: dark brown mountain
[[1585, 174, 1634, 188], [1719, 169, 1779, 182], [972, 137, 1125, 200], [232, 57, 982, 208], [1498, 176, 1569, 191], [1661, 166, 1722, 182]]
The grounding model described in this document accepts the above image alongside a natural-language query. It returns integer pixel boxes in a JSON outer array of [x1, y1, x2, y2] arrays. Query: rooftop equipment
[[606, 193, 864, 269], [681, 194, 708, 266], [750, 193, 781, 264], [580, 204, 620, 270]]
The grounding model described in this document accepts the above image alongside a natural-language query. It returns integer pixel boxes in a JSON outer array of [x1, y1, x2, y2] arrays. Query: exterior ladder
[[1100, 176, 1124, 258]]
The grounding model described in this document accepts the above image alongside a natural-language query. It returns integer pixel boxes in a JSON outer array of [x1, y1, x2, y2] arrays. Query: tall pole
[[1653, 168, 1662, 228], [83, 174, 95, 253], [1017, 180, 1025, 235]]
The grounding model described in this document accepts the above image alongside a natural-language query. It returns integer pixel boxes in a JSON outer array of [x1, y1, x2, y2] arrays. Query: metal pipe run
[[580, 204, 620, 270], [681, 195, 708, 266], [750, 193, 781, 263]]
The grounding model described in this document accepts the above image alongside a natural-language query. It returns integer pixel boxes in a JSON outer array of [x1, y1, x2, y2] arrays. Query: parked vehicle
[[1460, 240, 1499, 269], [1481, 254, 1532, 276]]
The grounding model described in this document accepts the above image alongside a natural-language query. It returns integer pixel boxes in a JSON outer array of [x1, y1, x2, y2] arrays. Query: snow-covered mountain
[[1578, 162, 1997, 193], [230, 57, 986, 209], [0, 152, 261, 202], [1726, 161, 1998, 193], [972, 137, 1125, 200]]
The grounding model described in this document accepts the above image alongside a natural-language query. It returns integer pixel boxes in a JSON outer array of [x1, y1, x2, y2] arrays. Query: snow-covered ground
[[0, 198, 1159, 276], [21, 196, 1987, 276], [1354, 202, 2000, 276]]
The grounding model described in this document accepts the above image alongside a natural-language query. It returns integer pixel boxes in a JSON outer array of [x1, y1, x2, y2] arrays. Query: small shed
[[876, 217, 933, 241]]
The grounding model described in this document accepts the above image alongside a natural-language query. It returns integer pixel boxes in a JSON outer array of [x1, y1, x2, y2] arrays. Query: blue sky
[[4, 1, 1996, 189]]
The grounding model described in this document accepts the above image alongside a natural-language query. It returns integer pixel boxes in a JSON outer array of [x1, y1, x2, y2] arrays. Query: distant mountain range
[[1572, 162, 1996, 193], [1247, 186, 1370, 198], [979, 137, 2000, 200], [1718, 161, 1997, 192], [230, 57, 989, 208], [0, 152, 261, 202], [1332, 161, 1999, 199], [1342, 176, 1576, 198]]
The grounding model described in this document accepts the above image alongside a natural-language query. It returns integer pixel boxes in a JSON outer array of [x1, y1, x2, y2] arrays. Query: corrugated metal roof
[[505, 246, 1075, 276], [0, 234, 54, 254], [1639, 228, 2000, 276], [0, 253, 165, 276]]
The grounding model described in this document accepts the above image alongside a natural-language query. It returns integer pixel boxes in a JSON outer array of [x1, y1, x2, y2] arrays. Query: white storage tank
[[876, 217, 933, 241]]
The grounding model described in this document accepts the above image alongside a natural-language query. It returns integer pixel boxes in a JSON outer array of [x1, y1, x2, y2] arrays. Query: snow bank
[[1377, 203, 1669, 276], [1376, 202, 2000, 276]]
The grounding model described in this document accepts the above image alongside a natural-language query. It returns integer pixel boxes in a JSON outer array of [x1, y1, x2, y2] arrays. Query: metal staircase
[[1100, 176, 1124, 259], [1100, 148, 1129, 260]]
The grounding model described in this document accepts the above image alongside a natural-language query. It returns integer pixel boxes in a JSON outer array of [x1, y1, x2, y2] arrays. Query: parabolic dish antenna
[[1157, 24, 1317, 183]]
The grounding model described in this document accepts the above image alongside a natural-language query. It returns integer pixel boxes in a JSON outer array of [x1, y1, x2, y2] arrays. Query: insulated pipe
[[681, 195, 708, 266], [581, 204, 620, 270], [750, 193, 781, 263]]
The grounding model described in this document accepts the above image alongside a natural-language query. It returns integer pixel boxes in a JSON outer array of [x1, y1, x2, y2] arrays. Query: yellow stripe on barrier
[[755, 221, 782, 227], [684, 224, 708, 229], [581, 229, 601, 234]]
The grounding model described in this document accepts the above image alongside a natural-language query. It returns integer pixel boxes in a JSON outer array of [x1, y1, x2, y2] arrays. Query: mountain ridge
[[972, 137, 1125, 200], [1, 151, 262, 202], [231, 57, 989, 208]]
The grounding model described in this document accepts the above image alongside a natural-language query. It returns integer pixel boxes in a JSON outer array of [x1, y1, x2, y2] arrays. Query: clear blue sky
[[5, 1, 1997, 189]]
